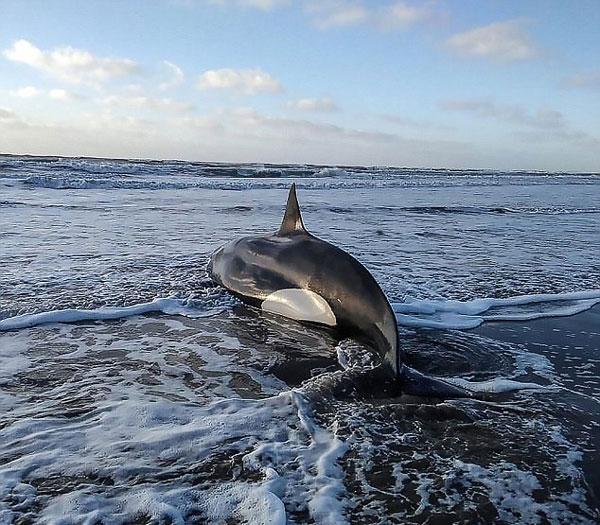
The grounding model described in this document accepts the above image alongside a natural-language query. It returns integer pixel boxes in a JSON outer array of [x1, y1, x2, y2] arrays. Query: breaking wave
[[3, 289, 599, 334], [2, 154, 597, 192], [393, 290, 600, 329]]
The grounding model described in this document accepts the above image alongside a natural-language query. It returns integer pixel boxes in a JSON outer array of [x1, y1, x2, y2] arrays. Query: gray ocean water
[[1, 154, 599, 523]]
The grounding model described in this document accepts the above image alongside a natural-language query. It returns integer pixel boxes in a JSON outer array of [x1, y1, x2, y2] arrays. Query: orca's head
[[207, 245, 225, 281]]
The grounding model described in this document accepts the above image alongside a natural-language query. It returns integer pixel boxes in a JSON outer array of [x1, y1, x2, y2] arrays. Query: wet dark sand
[[472, 305, 600, 511]]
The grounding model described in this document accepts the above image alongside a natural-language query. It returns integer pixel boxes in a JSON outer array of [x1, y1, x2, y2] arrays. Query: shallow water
[[1, 155, 599, 523]]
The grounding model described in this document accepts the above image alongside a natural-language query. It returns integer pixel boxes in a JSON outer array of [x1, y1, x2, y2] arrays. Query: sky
[[1, 0, 599, 171]]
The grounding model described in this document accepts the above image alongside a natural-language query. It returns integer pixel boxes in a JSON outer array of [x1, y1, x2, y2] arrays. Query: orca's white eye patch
[[261, 288, 336, 326]]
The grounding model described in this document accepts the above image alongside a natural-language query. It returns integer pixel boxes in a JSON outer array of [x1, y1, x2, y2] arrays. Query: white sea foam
[[0, 313, 349, 523], [314, 167, 349, 178], [0, 297, 218, 331], [19, 171, 599, 192], [443, 376, 548, 394], [450, 459, 594, 524], [0, 390, 348, 524], [393, 290, 600, 330], [0, 299, 594, 522], [0, 336, 30, 380]]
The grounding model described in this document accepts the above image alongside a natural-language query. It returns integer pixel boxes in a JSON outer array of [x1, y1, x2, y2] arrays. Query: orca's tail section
[[279, 183, 307, 235], [369, 303, 401, 379], [399, 366, 475, 398]]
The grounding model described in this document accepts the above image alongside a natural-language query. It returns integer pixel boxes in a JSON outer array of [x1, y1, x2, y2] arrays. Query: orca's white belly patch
[[261, 288, 336, 326]]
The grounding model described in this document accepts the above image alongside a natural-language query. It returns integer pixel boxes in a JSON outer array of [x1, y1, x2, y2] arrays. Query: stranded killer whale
[[208, 184, 473, 398]]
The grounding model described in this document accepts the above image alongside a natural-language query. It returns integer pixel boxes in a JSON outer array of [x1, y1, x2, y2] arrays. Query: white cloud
[[0, 107, 33, 130], [440, 98, 599, 149], [3, 39, 140, 86], [446, 19, 537, 63], [49, 89, 84, 101], [123, 84, 145, 94], [205, 0, 290, 10], [286, 97, 339, 112], [9, 85, 84, 101], [382, 114, 454, 131], [179, 115, 225, 133], [562, 71, 600, 91], [0, 108, 18, 120], [308, 1, 431, 30], [197, 68, 283, 94], [379, 1, 432, 29], [441, 98, 565, 129], [231, 107, 406, 144], [314, 5, 368, 28], [181, 0, 431, 30], [85, 111, 155, 136], [4, 105, 598, 170], [99, 95, 194, 113], [515, 129, 600, 149], [159, 60, 185, 91], [238, 0, 290, 9], [12, 86, 43, 98]]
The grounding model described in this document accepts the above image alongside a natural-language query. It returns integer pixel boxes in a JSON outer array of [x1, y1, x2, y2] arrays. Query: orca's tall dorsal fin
[[278, 183, 307, 235]]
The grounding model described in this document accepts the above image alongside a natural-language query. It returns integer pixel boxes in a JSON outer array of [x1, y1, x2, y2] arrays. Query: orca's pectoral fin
[[399, 366, 475, 399]]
